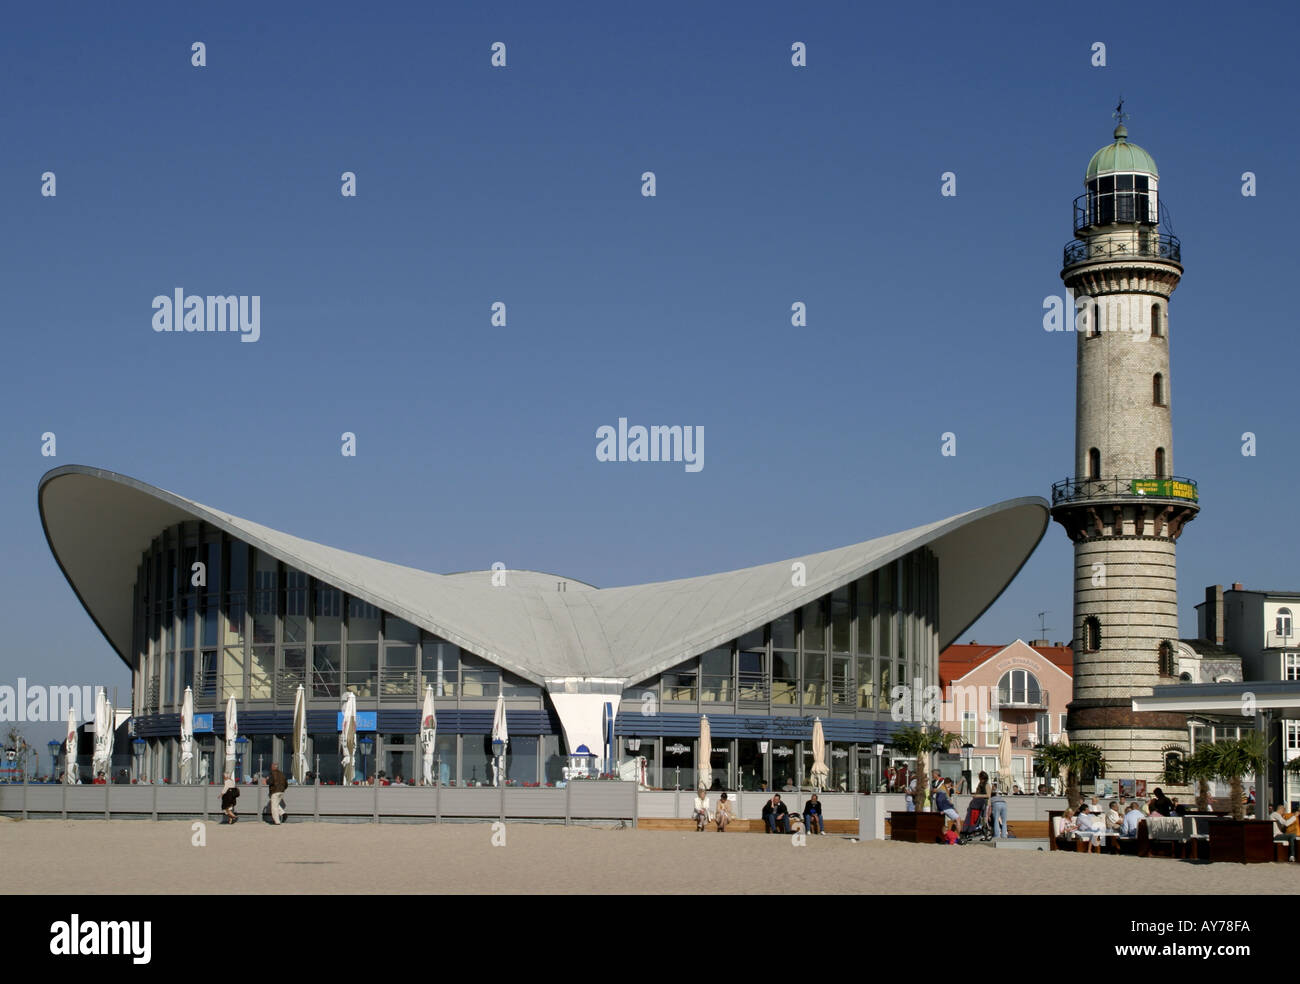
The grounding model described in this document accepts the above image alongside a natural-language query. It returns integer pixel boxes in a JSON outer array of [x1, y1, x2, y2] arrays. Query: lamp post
[[491, 737, 506, 788], [961, 741, 974, 794], [235, 735, 249, 783], [48, 741, 60, 783], [359, 736, 373, 783], [132, 738, 146, 783]]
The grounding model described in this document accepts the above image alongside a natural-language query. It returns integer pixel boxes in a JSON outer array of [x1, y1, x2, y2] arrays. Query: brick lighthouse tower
[[1050, 112, 1201, 785]]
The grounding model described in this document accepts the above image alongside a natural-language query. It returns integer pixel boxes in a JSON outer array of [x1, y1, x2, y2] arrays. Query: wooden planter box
[[1208, 819, 1275, 864], [890, 811, 944, 843]]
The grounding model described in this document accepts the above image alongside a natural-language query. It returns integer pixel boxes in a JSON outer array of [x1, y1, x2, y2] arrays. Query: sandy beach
[[2, 818, 1295, 894]]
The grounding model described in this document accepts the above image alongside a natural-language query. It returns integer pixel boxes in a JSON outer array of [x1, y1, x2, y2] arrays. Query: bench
[[637, 817, 857, 834]]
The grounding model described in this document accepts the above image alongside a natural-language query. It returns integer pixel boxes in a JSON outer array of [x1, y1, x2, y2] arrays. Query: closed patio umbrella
[[340, 692, 357, 784], [996, 726, 1014, 792], [292, 684, 307, 785], [697, 715, 712, 792], [810, 717, 830, 792], [224, 696, 238, 781], [92, 688, 112, 780], [64, 708, 78, 784], [420, 685, 437, 786], [491, 690, 508, 787], [180, 686, 194, 784]]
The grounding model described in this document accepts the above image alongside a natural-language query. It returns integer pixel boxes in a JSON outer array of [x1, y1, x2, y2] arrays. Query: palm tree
[[888, 726, 960, 811], [1034, 741, 1105, 808], [1205, 733, 1267, 821], [1183, 745, 1216, 813]]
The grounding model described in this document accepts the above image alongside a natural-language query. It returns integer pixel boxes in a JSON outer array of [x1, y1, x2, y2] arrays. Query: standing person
[[268, 763, 288, 825], [905, 774, 917, 812], [989, 781, 1009, 839], [221, 779, 240, 824], [967, 771, 989, 831]]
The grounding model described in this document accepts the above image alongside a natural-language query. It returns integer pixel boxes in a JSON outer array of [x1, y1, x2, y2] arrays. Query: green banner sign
[[1130, 479, 1198, 501]]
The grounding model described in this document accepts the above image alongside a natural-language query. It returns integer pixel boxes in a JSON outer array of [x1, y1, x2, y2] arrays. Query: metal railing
[[1063, 232, 1181, 267], [996, 688, 1049, 709], [1264, 631, 1298, 650], [1051, 475, 1199, 506]]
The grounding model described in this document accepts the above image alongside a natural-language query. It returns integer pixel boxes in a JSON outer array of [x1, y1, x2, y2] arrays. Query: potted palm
[[886, 726, 959, 843], [1205, 733, 1273, 863], [1034, 740, 1105, 809], [1183, 744, 1215, 814]]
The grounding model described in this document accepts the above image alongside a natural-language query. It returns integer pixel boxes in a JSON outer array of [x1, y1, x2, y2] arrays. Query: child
[[221, 779, 240, 824], [943, 819, 960, 845]]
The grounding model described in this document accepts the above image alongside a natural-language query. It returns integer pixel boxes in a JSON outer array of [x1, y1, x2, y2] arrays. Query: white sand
[[2, 819, 1295, 894]]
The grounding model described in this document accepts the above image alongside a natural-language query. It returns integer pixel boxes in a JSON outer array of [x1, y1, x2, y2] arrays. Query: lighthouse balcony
[[1063, 231, 1180, 268], [1051, 475, 1199, 507]]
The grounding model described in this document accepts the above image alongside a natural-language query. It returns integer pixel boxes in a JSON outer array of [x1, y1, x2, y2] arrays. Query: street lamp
[[235, 735, 249, 783], [132, 738, 146, 783], [491, 738, 506, 788], [359, 736, 373, 783], [48, 741, 60, 782], [961, 741, 974, 793]]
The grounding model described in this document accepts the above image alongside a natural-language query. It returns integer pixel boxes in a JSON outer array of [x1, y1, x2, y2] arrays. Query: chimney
[[1029, 639, 1050, 648], [1205, 584, 1224, 645], [1231, 582, 1244, 592]]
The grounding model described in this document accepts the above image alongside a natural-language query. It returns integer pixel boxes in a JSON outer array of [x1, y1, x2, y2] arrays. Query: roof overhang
[[40, 465, 1050, 684], [1132, 681, 1300, 719]]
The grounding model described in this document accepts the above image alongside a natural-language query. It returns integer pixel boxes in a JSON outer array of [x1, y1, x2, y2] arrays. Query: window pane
[[346, 643, 378, 697], [460, 653, 500, 698], [802, 600, 826, 652], [313, 643, 340, 698], [855, 575, 873, 654], [384, 615, 419, 644], [772, 652, 797, 706], [771, 613, 796, 651], [831, 587, 851, 653], [250, 647, 273, 699], [314, 587, 342, 642], [347, 597, 380, 640], [802, 652, 826, 705], [421, 637, 458, 697]]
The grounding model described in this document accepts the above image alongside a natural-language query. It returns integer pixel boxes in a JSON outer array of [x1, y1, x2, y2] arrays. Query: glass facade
[[131, 525, 939, 790]]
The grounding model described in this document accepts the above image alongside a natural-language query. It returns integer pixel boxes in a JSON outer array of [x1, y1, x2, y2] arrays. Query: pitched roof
[[939, 639, 1073, 691], [40, 466, 1050, 686]]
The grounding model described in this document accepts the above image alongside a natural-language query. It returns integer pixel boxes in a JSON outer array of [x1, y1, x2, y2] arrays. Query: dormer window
[[1278, 608, 1293, 638]]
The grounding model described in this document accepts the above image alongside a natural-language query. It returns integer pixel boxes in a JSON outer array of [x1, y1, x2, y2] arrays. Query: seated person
[[943, 819, 960, 845], [933, 783, 960, 825], [1104, 801, 1122, 831], [1075, 806, 1102, 851], [1269, 802, 1298, 861], [761, 794, 790, 833], [714, 792, 733, 832], [1120, 802, 1145, 838], [803, 793, 825, 835], [692, 788, 710, 831]]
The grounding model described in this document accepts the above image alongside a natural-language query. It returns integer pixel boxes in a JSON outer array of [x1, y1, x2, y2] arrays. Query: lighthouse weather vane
[[1112, 97, 1130, 126]]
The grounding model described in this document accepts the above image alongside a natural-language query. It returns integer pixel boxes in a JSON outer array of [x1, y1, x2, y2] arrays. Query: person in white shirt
[[692, 789, 710, 832], [1104, 801, 1122, 831], [1121, 802, 1145, 838], [1075, 806, 1102, 852], [1269, 803, 1297, 861]]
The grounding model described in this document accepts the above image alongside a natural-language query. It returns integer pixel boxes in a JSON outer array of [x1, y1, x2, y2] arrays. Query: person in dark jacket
[[1148, 787, 1175, 817], [220, 780, 240, 823], [268, 763, 289, 825], [803, 794, 825, 835], [761, 794, 790, 833]]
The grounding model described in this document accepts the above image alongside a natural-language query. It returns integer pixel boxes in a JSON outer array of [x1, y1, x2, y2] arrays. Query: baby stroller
[[958, 801, 994, 843]]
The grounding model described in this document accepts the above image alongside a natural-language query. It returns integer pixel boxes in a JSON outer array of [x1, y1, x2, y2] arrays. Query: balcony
[[1063, 231, 1181, 268], [1265, 631, 1298, 650], [996, 688, 1049, 709], [1073, 190, 1165, 232], [1051, 475, 1199, 507]]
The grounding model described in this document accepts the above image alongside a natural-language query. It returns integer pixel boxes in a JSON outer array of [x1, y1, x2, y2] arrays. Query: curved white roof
[[39, 466, 1049, 686]]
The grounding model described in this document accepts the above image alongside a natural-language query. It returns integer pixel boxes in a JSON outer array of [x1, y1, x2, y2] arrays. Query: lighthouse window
[[1155, 448, 1166, 478], [1090, 303, 1100, 337], [1088, 448, 1100, 480], [1083, 617, 1101, 653], [1158, 641, 1176, 676], [1151, 304, 1162, 338], [1153, 373, 1165, 406]]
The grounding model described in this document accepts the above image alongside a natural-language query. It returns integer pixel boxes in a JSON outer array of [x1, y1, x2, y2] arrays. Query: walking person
[[221, 779, 240, 824], [268, 762, 288, 825]]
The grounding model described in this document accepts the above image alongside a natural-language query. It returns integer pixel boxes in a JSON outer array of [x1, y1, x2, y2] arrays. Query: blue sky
[[2, 1, 1297, 749]]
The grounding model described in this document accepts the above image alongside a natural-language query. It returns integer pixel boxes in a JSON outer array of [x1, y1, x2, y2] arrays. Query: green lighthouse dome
[[1086, 124, 1158, 180]]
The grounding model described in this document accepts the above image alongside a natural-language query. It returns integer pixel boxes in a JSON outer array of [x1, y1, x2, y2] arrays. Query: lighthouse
[[1050, 113, 1200, 785]]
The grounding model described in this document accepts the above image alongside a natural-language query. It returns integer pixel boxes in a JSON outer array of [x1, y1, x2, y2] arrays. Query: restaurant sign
[[1130, 479, 1197, 501]]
